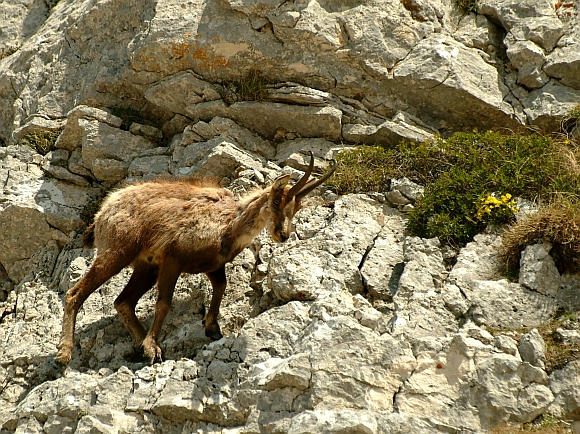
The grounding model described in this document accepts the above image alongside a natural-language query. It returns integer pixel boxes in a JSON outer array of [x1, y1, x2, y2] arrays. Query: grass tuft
[[501, 200, 580, 273], [221, 69, 270, 104]]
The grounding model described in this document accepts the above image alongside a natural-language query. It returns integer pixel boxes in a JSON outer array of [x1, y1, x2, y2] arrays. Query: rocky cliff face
[[1, 0, 580, 433]]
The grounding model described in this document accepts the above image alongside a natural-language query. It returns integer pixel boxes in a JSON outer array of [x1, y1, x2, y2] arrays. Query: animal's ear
[[271, 174, 291, 192]]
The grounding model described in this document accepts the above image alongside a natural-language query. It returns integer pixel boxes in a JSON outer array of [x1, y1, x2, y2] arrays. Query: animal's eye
[[273, 198, 281, 206]]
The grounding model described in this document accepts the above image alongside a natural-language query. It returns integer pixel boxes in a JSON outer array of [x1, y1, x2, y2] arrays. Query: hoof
[[142, 336, 163, 364], [54, 348, 72, 366], [205, 323, 223, 341], [147, 354, 163, 365], [45, 357, 67, 379]]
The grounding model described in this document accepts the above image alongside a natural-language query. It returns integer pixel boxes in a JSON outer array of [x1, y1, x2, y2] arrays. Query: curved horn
[[287, 150, 315, 199], [295, 158, 337, 201]]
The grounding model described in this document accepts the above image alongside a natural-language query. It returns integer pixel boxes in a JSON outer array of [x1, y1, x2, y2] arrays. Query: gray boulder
[[519, 328, 547, 369], [518, 242, 561, 297], [392, 35, 519, 132], [549, 360, 580, 420]]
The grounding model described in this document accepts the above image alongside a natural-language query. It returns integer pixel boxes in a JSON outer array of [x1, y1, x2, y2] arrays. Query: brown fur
[[55, 162, 334, 365]]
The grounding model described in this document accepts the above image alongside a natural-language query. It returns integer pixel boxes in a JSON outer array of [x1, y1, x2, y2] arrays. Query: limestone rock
[[549, 360, 580, 420], [55, 106, 123, 152], [268, 195, 384, 301], [454, 13, 503, 51], [0, 204, 57, 283], [207, 117, 276, 159], [390, 237, 458, 339], [519, 328, 547, 369], [266, 85, 330, 106], [42, 153, 91, 187], [275, 138, 349, 171], [545, 43, 580, 90], [342, 117, 435, 147], [360, 211, 406, 301], [227, 102, 342, 142], [479, 0, 564, 52], [441, 283, 470, 318], [392, 35, 519, 132], [128, 155, 171, 177], [462, 279, 557, 329], [0, 0, 49, 57], [178, 138, 265, 179], [555, 328, 580, 346], [79, 119, 156, 178], [3, 0, 580, 429], [474, 353, 553, 424], [0, 145, 101, 281], [518, 242, 561, 296], [11, 117, 65, 144], [505, 36, 549, 89], [144, 70, 221, 115], [129, 122, 163, 142], [556, 273, 580, 311], [448, 234, 506, 288], [494, 334, 520, 356], [523, 80, 580, 132]]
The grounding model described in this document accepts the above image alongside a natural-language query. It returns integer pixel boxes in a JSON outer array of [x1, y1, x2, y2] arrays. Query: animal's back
[[93, 177, 236, 256]]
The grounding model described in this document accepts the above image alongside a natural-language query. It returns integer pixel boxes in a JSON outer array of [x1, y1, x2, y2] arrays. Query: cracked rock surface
[[2, 0, 580, 432]]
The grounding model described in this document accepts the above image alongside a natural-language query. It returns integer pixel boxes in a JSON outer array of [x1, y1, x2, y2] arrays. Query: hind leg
[[55, 250, 129, 365], [114, 261, 158, 347]]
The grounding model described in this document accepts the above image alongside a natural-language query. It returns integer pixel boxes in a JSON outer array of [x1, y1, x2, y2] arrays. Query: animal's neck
[[229, 188, 271, 254]]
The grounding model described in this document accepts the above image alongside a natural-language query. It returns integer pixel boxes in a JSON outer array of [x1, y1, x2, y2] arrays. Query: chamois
[[55, 152, 336, 364]]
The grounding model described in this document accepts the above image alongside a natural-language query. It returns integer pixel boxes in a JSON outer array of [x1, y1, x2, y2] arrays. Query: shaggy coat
[[55, 154, 335, 364]]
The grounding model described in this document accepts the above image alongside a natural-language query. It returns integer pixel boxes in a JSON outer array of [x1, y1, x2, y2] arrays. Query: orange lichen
[[191, 47, 229, 70], [133, 36, 230, 73]]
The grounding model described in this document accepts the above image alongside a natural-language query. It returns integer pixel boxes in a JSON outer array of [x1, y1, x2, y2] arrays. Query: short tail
[[82, 223, 95, 247]]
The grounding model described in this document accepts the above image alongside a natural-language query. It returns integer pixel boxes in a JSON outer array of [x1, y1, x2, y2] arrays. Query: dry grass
[[536, 314, 580, 373], [500, 200, 580, 273], [490, 312, 580, 374]]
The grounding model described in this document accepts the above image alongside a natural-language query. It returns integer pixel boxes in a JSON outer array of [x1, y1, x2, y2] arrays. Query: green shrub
[[328, 131, 580, 248]]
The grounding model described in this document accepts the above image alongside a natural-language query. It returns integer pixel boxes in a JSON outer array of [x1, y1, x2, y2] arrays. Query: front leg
[[204, 267, 227, 341], [142, 258, 181, 363]]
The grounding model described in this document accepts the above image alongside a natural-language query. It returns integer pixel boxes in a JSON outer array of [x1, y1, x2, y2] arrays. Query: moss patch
[[19, 129, 63, 156]]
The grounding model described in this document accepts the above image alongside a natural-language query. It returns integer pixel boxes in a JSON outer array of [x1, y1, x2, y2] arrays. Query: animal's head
[[267, 151, 336, 243]]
